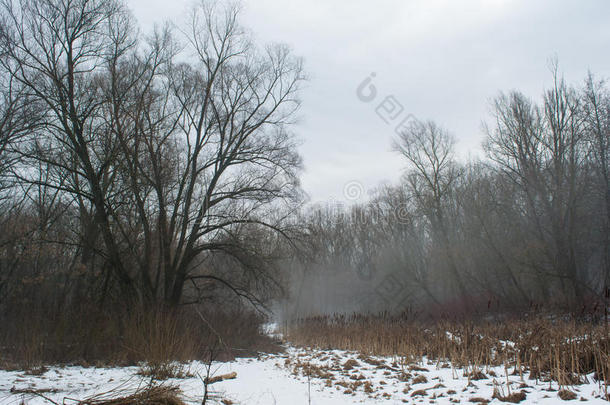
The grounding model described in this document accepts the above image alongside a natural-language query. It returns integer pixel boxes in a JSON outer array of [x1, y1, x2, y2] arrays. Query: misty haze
[[0, 0, 609, 404]]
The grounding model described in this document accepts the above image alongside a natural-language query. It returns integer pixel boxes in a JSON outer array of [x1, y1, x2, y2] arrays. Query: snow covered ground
[[1, 345, 609, 404]]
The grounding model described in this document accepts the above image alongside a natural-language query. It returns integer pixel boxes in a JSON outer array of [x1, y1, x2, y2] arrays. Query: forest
[[0, 0, 609, 404]]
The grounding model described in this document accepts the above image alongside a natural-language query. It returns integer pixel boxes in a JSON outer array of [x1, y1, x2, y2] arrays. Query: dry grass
[[492, 388, 527, 403], [15, 384, 188, 405], [123, 310, 201, 370], [284, 313, 610, 389], [137, 362, 193, 380], [558, 389, 578, 400], [78, 384, 185, 405], [0, 306, 279, 369]]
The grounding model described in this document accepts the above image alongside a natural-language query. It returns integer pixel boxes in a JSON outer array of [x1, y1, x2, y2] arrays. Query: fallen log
[[204, 371, 237, 385]]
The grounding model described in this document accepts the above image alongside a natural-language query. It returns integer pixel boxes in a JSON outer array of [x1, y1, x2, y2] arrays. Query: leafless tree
[[394, 120, 467, 299], [0, 0, 304, 307], [582, 74, 610, 289], [485, 66, 594, 305]]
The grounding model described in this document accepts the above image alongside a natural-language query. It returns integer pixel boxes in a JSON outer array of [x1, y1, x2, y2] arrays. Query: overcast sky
[[128, 0, 610, 203]]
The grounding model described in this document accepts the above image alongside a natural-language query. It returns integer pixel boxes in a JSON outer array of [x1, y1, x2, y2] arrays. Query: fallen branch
[[204, 371, 237, 385]]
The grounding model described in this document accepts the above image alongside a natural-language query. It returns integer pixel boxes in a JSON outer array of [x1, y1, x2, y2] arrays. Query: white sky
[[127, 0, 610, 203]]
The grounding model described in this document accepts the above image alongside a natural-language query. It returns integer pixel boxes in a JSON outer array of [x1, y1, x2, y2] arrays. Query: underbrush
[[0, 304, 278, 371], [70, 384, 186, 405], [285, 313, 610, 390]]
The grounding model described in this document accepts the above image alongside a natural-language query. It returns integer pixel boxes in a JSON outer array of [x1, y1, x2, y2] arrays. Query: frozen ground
[[1, 345, 609, 404]]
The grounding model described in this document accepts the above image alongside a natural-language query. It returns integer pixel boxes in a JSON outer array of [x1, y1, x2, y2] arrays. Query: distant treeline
[[284, 67, 610, 318]]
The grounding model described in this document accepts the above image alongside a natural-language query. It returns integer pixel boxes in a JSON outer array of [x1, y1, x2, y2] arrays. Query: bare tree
[[485, 66, 593, 305], [0, 0, 304, 307], [583, 74, 610, 289], [394, 120, 467, 299]]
